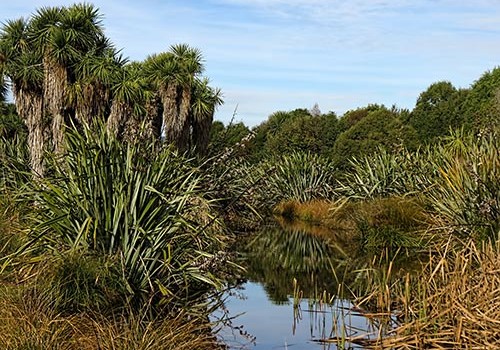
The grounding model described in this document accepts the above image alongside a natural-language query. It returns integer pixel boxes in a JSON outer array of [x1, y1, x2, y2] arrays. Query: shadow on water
[[215, 218, 424, 349]]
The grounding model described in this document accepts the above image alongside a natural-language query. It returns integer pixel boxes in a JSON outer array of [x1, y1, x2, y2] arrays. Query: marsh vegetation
[[1, 3, 500, 349]]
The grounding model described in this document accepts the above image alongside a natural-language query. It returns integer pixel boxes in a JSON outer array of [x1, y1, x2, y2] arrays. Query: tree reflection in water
[[236, 218, 423, 307], [221, 219, 425, 348]]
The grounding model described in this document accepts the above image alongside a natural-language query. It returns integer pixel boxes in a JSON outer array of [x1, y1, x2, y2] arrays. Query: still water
[[216, 281, 381, 349], [214, 221, 400, 349]]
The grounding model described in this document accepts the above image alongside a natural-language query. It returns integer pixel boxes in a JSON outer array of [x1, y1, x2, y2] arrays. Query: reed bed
[[348, 237, 500, 349]]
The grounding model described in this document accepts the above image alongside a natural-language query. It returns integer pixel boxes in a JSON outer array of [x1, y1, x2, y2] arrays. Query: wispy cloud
[[3, 0, 500, 126]]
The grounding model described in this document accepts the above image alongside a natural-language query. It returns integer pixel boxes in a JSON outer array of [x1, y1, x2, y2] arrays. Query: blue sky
[[3, 0, 500, 127]]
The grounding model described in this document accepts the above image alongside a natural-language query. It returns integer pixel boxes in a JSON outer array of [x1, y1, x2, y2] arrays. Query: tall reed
[[372, 237, 500, 349]]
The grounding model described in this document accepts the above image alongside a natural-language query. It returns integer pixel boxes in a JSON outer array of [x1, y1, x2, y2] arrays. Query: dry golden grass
[[77, 312, 222, 350], [0, 285, 77, 350], [274, 198, 354, 230], [357, 236, 500, 349], [0, 283, 223, 350]]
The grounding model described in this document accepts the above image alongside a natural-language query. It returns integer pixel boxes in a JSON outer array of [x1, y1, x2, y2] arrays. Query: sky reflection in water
[[215, 222, 394, 349]]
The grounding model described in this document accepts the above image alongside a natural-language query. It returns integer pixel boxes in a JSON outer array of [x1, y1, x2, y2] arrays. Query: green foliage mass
[[410, 81, 469, 144], [245, 109, 307, 161], [336, 127, 500, 242], [243, 108, 342, 162], [0, 103, 29, 189], [339, 103, 385, 129], [208, 120, 250, 156], [463, 66, 500, 130], [265, 112, 340, 157], [332, 106, 417, 169], [0, 103, 25, 140]]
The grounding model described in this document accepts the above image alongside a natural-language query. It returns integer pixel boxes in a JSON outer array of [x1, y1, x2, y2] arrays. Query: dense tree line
[[211, 67, 500, 167]]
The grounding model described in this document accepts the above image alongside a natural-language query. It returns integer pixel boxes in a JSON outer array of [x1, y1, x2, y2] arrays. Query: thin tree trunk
[[43, 57, 68, 154], [160, 83, 180, 145], [123, 113, 141, 144], [14, 85, 46, 177]]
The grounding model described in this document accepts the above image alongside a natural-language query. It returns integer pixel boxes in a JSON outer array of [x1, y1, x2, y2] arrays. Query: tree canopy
[[463, 67, 500, 131], [0, 4, 222, 177], [410, 81, 469, 144]]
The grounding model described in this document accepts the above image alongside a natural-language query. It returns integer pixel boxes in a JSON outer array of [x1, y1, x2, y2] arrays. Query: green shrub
[[19, 125, 227, 307], [250, 151, 336, 205]]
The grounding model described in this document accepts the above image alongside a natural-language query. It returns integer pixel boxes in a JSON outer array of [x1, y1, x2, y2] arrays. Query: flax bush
[[336, 147, 438, 200], [427, 129, 500, 240], [250, 151, 337, 205], [16, 124, 227, 308]]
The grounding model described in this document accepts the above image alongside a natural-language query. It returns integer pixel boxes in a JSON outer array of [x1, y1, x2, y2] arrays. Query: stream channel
[[213, 219, 408, 349]]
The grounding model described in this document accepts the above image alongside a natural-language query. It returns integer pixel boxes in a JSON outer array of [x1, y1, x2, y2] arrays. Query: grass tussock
[[10, 124, 229, 308], [351, 197, 430, 251], [0, 283, 222, 350], [274, 196, 430, 251], [0, 196, 24, 257], [249, 152, 336, 207], [274, 199, 332, 222], [80, 312, 221, 350], [0, 284, 77, 350]]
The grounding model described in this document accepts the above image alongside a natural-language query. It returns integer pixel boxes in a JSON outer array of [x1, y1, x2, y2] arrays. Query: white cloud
[[4, 0, 500, 127]]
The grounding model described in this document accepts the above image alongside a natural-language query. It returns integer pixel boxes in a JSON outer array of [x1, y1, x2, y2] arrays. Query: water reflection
[[239, 222, 346, 304], [220, 219, 421, 349]]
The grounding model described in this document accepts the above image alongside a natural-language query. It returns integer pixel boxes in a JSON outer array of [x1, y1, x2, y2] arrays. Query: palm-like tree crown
[[170, 43, 204, 85], [29, 4, 104, 68], [0, 18, 43, 91], [2, 4, 224, 168]]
